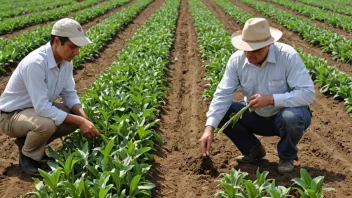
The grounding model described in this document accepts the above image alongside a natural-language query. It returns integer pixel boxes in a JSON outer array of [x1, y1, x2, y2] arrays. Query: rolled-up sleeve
[[22, 63, 67, 125], [206, 56, 240, 128], [273, 53, 315, 107]]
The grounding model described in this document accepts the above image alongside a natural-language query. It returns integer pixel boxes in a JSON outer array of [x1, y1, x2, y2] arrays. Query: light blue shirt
[[206, 42, 315, 128], [0, 42, 80, 125]]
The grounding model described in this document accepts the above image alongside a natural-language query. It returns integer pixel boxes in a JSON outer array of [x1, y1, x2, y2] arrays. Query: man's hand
[[200, 126, 215, 157], [248, 94, 274, 109], [79, 118, 100, 138]]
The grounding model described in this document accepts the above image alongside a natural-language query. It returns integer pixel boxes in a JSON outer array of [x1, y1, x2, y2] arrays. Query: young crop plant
[[300, 0, 352, 15], [215, 168, 290, 198], [73, 0, 153, 67], [297, 49, 352, 119], [292, 169, 335, 198], [215, 168, 333, 198], [0, 0, 73, 20], [189, 0, 235, 98], [216, 105, 254, 137], [267, 0, 352, 32], [25, 0, 181, 197]]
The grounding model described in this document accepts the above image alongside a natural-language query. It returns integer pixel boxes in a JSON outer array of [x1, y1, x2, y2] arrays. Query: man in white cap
[[200, 18, 314, 173], [0, 18, 100, 176]]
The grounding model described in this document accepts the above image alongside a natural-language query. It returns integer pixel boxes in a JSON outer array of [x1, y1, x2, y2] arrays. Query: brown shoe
[[235, 145, 266, 163]]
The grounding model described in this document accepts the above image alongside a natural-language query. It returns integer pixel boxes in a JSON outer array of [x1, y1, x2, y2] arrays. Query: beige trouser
[[0, 103, 78, 161]]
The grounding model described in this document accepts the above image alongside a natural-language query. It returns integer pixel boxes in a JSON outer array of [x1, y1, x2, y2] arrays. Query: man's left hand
[[248, 94, 274, 109]]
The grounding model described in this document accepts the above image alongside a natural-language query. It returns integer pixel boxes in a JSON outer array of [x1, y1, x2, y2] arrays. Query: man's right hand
[[79, 118, 100, 138], [200, 126, 215, 157]]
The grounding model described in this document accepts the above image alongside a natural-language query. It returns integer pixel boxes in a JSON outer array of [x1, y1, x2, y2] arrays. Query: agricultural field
[[0, 0, 351, 197]]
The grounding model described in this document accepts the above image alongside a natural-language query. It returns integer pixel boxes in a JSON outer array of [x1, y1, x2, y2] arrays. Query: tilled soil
[[0, 0, 165, 197]]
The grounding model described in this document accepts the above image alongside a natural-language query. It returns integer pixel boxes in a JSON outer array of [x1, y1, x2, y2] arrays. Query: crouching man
[[0, 18, 100, 176], [200, 18, 314, 173]]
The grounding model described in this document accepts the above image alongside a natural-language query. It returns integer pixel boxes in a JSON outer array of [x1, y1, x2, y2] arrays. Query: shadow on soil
[[4, 164, 34, 182]]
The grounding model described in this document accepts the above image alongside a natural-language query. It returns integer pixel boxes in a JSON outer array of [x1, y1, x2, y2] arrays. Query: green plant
[[292, 169, 335, 198], [216, 105, 254, 137]]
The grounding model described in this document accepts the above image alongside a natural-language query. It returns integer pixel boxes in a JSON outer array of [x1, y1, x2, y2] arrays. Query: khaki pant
[[0, 103, 78, 161]]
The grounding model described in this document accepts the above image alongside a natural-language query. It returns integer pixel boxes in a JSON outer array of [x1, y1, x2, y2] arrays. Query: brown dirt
[[150, 0, 212, 196], [0, 0, 165, 197], [150, 0, 352, 197]]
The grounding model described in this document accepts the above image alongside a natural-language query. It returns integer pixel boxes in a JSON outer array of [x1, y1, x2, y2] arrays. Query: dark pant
[[219, 102, 312, 160]]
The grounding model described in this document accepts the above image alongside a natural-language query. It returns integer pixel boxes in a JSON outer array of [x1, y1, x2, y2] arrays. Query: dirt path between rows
[[151, 0, 215, 196], [0, 0, 111, 38], [228, 0, 352, 77], [0, 0, 165, 197]]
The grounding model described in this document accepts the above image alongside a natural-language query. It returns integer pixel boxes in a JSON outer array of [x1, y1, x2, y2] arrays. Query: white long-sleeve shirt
[[206, 42, 315, 128], [0, 42, 80, 125]]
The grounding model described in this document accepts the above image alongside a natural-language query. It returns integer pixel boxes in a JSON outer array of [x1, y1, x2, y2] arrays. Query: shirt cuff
[[206, 117, 221, 129], [65, 97, 81, 110], [273, 94, 285, 107], [54, 110, 68, 126]]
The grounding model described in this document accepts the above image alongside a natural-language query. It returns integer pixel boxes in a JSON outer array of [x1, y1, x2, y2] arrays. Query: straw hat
[[231, 18, 282, 51]]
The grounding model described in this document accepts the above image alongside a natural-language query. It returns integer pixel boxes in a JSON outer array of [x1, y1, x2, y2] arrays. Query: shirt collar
[[45, 42, 59, 69], [266, 44, 276, 64], [243, 44, 277, 66]]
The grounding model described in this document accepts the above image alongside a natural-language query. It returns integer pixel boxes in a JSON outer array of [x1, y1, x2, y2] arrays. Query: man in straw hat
[[0, 18, 100, 177], [200, 18, 314, 173]]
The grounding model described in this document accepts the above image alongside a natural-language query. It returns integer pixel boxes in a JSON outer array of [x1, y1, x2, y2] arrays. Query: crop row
[[267, 0, 352, 32], [239, 0, 352, 64], [73, 0, 153, 66], [188, 0, 234, 98], [0, 0, 103, 34], [300, 0, 352, 16], [0, 0, 74, 21], [0, 0, 131, 71], [25, 0, 181, 197]]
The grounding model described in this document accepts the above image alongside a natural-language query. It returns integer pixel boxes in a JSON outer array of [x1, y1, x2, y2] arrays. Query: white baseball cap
[[51, 18, 92, 47]]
